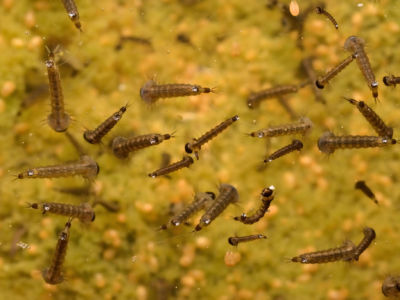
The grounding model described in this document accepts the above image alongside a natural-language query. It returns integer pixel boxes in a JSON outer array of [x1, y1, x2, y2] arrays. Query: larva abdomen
[[148, 155, 194, 178], [29, 202, 95, 223], [264, 139, 303, 163], [228, 234, 267, 246], [247, 85, 298, 109]]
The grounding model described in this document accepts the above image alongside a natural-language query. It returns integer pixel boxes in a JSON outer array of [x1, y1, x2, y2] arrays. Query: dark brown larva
[[249, 117, 313, 138], [234, 186, 275, 225], [315, 54, 356, 89], [27, 202, 95, 223], [353, 227, 376, 261], [264, 139, 303, 163], [61, 0, 82, 31], [46, 48, 70, 133], [291, 240, 356, 264], [194, 184, 239, 231], [42, 219, 72, 285], [228, 234, 267, 246], [300, 57, 326, 104], [112, 133, 173, 159], [355, 180, 378, 205], [315, 6, 338, 29], [148, 155, 194, 178], [383, 74, 400, 87], [344, 36, 378, 99], [382, 276, 400, 298], [140, 80, 215, 104], [317, 132, 396, 154], [247, 85, 299, 109], [84, 104, 128, 144], [345, 97, 393, 138], [185, 115, 239, 159]]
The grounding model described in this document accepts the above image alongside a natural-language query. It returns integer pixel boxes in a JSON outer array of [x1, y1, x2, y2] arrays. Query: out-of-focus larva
[[194, 184, 239, 231], [247, 84, 299, 109], [228, 234, 267, 246], [17, 83, 49, 117], [84, 104, 128, 144], [291, 240, 356, 264], [355, 180, 378, 205], [315, 54, 356, 89], [53, 185, 91, 197], [17, 155, 99, 180], [185, 115, 239, 160], [65, 131, 86, 156], [264, 139, 303, 163], [46, 48, 70, 133], [301, 57, 326, 104], [10, 225, 28, 257], [234, 186, 275, 225], [345, 97, 393, 138], [140, 80, 215, 104], [115, 35, 152, 51], [382, 276, 400, 298], [27, 202, 95, 223], [112, 133, 173, 159], [344, 36, 378, 99], [383, 74, 400, 87], [148, 155, 194, 178], [317, 132, 396, 154], [61, 0, 82, 31], [249, 117, 313, 138], [315, 6, 338, 29], [93, 198, 120, 213], [42, 219, 72, 285], [353, 227, 376, 261]]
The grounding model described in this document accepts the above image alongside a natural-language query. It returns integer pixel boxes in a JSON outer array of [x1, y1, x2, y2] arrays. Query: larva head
[[140, 80, 158, 104], [184, 142, 193, 154], [83, 130, 96, 144], [47, 113, 70, 133], [344, 35, 365, 52], [317, 131, 335, 154], [219, 184, 239, 203], [42, 268, 64, 285], [383, 75, 395, 87], [315, 6, 323, 14], [292, 139, 304, 150], [315, 79, 325, 89], [228, 237, 238, 246], [205, 191, 216, 200]]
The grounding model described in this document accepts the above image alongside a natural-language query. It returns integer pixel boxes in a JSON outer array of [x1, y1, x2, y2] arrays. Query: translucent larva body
[[264, 139, 303, 163], [148, 155, 194, 178], [250, 117, 313, 138], [315, 6, 338, 29], [234, 186, 275, 225], [61, 0, 82, 31], [228, 234, 267, 246], [140, 80, 214, 104], [185, 115, 239, 159], [194, 184, 239, 231], [355, 180, 378, 205], [382, 276, 400, 298], [17, 155, 99, 180], [315, 54, 356, 89], [247, 85, 299, 109], [317, 132, 396, 154], [344, 36, 378, 99], [383, 75, 400, 87], [84, 104, 128, 144], [28, 202, 95, 223], [112, 133, 172, 159], [353, 227, 376, 261]]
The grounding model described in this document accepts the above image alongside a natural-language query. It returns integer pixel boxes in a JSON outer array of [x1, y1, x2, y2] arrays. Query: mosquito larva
[[112, 133, 173, 159], [17, 83, 49, 117], [344, 36, 378, 99], [317, 132, 396, 154], [234, 186, 275, 225], [194, 184, 239, 231], [42, 219, 72, 285], [315, 6, 338, 29], [345, 97, 393, 138], [27, 202, 95, 223], [291, 240, 357, 264], [315, 54, 356, 89], [249, 117, 313, 138], [382, 276, 400, 298], [383, 74, 400, 87], [84, 104, 128, 144], [247, 85, 299, 109], [185, 115, 239, 160], [17, 155, 99, 180], [53, 185, 91, 197], [301, 57, 326, 104], [61, 0, 82, 31], [65, 131, 86, 156], [355, 180, 378, 205], [148, 155, 194, 178], [228, 234, 267, 246], [140, 80, 215, 104], [93, 198, 120, 213], [115, 35, 153, 51], [46, 48, 70, 133], [353, 227, 376, 261], [264, 139, 303, 163]]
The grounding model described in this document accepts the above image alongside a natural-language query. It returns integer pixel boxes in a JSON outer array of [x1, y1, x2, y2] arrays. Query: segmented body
[[250, 117, 312, 138], [383, 74, 400, 87], [353, 227, 376, 261], [28, 202, 95, 223], [264, 139, 303, 163], [247, 85, 298, 109], [315, 6, 338, 29], [228, 234, 267, 246], [148, 155, 194, 178], [355, 180, 378, 205], [382, 276, 400, 297], [315, 54, 356, 89], [61, 0, 82, 31]]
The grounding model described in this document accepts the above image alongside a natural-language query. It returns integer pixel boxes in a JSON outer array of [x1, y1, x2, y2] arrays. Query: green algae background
[[1, 0, 400, 299]]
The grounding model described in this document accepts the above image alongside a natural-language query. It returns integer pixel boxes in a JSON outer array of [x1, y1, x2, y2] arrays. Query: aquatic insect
[[249, 117, 312, 138], [264, 139, 303, 163], [291, 240, 356, 264], [42, 219, 72, 285], [54, 185, 91, 197], [247, 85, 299, 109], [17, 83, 49, 117], [185, 115, 239, 159], [65, 131, 86, 156], [46, 47, 70, 132], [17, 155, 99, 180], [382, 276, 400, 297], [93, 198, 120, 213], [83, 104, 128, 144], [115, 35, 152, 51], [228, 234, 267, 246], [353, 227, 376, 261], [315, 6, 338, 29], [315, 54, 356, 89], [194, 184, 239, 231], [140, 80, 215, 104], [345, 97, 393, 138], [112, 133, 173, 159], [344, 36, 378, 99], [355, 180, 378, 205], [383, 74, 400, 87], [234, 186, 275, 225], [317, 132, 396, 154], [300, 57, 326, 104], [27, 202, 95, 223], [61, 0, 82, 31], [148, 155, 194, 178]]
